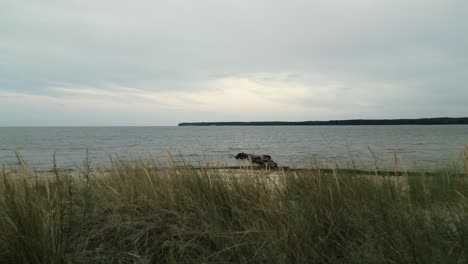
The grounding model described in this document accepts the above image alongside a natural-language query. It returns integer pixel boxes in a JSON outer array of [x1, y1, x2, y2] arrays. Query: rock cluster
[[235, 152, 278, 168]]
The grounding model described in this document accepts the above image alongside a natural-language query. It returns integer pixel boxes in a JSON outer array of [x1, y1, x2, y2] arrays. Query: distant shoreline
[[179, 117, 468, 126]]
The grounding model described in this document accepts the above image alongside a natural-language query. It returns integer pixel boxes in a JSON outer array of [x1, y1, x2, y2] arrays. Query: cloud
[[1, 0, 467, 125], [40, 76, 332, 114]]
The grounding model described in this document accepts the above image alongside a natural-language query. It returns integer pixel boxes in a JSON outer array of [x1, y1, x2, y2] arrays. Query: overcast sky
[[1, 0, 467, 126]]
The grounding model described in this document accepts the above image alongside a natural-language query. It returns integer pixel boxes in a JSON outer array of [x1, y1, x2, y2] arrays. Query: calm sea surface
[[0, 126, 467, 171]]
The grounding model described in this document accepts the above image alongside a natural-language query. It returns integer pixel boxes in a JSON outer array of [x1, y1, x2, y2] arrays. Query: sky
[[1, 0, 467, 126]]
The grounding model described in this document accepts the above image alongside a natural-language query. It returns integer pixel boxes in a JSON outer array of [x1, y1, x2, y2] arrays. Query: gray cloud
[[1, 0, 467, 125]]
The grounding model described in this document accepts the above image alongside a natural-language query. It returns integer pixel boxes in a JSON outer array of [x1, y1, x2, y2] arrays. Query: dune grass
[[0, 150, 467, 263]]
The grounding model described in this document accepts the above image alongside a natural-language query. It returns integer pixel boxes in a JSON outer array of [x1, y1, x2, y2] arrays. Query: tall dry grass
[[0, 151, 467, 263]]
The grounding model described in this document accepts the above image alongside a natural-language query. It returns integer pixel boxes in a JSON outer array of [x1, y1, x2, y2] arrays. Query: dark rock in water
[[235, 152, 278, 168], [263, 161, 278, 169], [235, 152, 249, 160]]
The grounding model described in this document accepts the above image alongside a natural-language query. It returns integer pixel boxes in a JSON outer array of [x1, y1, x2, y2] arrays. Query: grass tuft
[[0, 154, 467, 263]]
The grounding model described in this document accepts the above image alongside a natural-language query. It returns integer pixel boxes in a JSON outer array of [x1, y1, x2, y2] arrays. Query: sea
[[0, 125, 467, 171]]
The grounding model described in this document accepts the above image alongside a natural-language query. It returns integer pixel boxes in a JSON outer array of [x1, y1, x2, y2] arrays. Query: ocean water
[[0, 126, 467, 171]]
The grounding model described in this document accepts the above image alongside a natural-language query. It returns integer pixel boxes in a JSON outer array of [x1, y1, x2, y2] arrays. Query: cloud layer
[[1, 0, 467, 125]]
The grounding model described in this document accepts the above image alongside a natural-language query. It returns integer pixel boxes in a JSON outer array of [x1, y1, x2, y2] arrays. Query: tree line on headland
[[179, 117, 468, 126]]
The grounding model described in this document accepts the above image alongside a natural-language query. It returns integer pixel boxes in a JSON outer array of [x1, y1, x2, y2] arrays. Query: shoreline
[[6, 165, 465, 178], [179, 117, 468, 126]]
